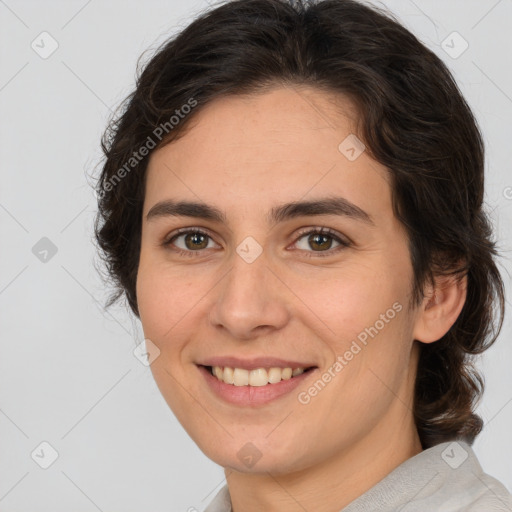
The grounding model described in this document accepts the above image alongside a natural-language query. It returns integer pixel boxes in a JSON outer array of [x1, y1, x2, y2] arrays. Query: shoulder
[[343, 440, 512, 511], [426, 440, 512, 511]]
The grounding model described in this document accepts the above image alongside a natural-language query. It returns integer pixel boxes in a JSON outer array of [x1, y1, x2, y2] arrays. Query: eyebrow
[[146, 196, 375, 226]]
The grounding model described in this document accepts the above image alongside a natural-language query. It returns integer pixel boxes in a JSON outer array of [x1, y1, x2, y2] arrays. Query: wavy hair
[[93, 0, 505, 449]]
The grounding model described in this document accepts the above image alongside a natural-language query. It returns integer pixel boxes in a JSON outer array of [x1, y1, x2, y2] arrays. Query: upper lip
[[198, 356, 317, 371]]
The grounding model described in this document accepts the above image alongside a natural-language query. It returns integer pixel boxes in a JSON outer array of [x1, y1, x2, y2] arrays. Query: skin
[[136, 85, 467, 512]]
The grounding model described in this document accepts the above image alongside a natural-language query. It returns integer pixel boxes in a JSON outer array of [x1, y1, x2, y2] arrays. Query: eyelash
[[162, 227, 351, 258]]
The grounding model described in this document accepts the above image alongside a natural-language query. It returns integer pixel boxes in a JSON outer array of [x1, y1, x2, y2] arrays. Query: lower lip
[[197, 365, 317, 406]]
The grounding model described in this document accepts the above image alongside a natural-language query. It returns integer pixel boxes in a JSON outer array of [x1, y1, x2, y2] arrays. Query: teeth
[[223, 366, 234, 384], [249, 368, 267, 387], [268, 367, 282, 384], [210, 366, 306, 386], [233, 368, 249, 386]]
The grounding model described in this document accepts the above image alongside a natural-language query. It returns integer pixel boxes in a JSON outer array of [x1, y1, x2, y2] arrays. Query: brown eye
[[182, 232, 209, 250], [163, 228, 219, 255], [292, 228, 350, 257], [307, 233, 335, 251]]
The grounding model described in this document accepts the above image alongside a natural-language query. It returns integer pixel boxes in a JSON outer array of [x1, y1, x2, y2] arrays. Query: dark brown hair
[[93, 0, 505, 449]]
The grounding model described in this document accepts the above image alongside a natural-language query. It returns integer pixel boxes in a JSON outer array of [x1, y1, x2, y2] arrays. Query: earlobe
[[413, 274, 468, 344]]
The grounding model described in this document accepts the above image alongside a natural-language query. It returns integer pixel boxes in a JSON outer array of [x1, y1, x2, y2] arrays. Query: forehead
[[143, 86, 392, 225]]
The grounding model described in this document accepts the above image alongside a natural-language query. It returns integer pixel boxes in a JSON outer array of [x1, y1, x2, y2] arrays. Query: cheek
[[288, 263, 413, 405], [137, 261, 166, 336], [135, 260, 200, 408], [136, 256, 200, 338], [289, 261, 406, 335]]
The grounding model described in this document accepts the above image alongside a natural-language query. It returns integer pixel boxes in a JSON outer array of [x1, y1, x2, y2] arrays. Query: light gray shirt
[[203, 440, 512, 511]]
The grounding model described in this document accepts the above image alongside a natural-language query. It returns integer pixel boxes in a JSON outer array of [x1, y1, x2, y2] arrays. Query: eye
[[162, 228, 219, 257], [162, 226, 351, 258], [291, 227, 350, 257]]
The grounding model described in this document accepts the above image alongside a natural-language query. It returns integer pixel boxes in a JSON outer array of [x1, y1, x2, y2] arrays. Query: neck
[[225, 395, 423, 512]]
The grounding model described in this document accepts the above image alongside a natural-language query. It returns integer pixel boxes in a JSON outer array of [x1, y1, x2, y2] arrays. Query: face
[[136, 86, 422, 475]]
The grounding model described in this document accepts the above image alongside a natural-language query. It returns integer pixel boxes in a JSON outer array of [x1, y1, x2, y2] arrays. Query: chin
[[197, 438, 310, 476]]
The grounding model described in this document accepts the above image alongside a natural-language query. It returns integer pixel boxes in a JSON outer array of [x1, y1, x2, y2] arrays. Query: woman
[[94, 0, 512, 510]]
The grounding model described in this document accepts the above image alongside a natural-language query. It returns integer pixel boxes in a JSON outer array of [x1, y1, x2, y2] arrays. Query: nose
[[208, 248, 290, 340]]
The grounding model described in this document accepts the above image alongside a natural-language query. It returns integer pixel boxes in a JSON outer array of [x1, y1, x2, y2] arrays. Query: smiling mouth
[[201, 365, 317, 386]]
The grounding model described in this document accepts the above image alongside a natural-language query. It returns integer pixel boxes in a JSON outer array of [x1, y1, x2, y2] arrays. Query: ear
[[412, 273, 467, 343]]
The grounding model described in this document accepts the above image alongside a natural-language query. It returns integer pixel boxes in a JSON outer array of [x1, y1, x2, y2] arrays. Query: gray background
[[0, 0, 511, 510]]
